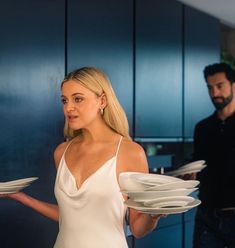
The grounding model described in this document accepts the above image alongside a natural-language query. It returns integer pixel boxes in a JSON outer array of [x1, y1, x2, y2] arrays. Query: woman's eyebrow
[[61, 93, 84, 97]]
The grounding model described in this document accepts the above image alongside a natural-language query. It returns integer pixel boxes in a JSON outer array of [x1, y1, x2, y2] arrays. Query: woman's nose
[[65, 102, 75, 112]]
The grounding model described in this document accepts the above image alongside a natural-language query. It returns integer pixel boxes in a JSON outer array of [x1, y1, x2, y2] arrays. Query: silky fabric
[[54, 136, 128, 248]]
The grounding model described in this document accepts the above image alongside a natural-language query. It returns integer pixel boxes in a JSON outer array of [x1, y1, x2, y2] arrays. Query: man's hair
[[203, 62, 235, 84]]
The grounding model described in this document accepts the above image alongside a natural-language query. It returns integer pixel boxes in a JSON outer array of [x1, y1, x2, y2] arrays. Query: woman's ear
[[100, 93, 107, 109]]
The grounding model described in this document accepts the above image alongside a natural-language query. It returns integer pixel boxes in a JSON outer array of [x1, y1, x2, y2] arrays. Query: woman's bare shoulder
[[53, 141, 69, 169], [119, 138, 148, 173], [121, 138, 145, 153]]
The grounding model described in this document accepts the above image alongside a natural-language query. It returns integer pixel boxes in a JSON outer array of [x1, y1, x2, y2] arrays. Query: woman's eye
[[61, 98, 67, 104], [74, 97, 83, 103]]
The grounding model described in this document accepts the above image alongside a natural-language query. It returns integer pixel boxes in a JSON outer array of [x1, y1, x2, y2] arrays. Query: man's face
[[206, 72, 234, 110]]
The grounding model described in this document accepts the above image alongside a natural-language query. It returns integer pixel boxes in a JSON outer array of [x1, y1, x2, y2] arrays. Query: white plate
[[143, 195, 195, 208], [179, 163, 207, 171], [119, 172, 182, 191], [0, 184, 30, 192], [180, 160, 205, 169], [145, 180, 200, 191], [0, 177, 38, 186], [133, 173, 182, 185], [119, 173, 150, 191], [0, 190, 19, 194], [165, 165, 207, 177], [124, 199, 201, 215], [121, 187, 198, 201]]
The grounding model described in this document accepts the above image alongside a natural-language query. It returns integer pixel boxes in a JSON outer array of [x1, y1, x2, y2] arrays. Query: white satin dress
[[54, 136, 128, 248]]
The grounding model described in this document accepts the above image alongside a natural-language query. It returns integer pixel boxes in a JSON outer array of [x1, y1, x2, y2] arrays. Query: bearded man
[[192, 62, 235, 248]]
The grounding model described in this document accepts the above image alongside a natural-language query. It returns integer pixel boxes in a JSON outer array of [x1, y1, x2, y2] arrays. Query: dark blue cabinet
[[135, 225, 182, 248], [135, 3, 220, 139], [67, 0, 134, 134], [0, 0, 64, 247], [135, 216, 183, 248], [184, 209, 197, 248], [183, 192, 199, 248], [183, 6, 220, 139], [135, 0, 183, 138]]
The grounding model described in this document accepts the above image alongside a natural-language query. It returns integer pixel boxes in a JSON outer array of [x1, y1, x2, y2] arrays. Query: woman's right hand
[[0, 191, 26, 201], [0, 191, 59, 221], [178, 172, 197, 180]]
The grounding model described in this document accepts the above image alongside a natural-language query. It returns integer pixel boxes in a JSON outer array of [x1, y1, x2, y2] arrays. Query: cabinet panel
[[135, 224, 182, 248], [135, 0, 183, 138], [184, 6, 220, 138], [183, 192, 198, 247], [0, 0, 64, 247], [184, 221, 195, 248], [184, 210, 197, 248], [67, 0, 134, 134]]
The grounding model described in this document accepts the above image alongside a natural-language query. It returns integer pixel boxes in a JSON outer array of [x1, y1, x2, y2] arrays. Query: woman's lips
[[68, 115, 78, 122]]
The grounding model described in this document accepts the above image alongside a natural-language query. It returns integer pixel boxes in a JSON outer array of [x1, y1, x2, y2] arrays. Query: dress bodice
[[54, 137, 128, 248]]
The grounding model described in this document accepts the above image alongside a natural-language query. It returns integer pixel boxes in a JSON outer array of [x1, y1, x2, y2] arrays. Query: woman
[[2, 67, 162, 247]]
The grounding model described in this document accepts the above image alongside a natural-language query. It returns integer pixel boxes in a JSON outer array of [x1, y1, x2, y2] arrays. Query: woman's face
[[61, 80, 102, 130]]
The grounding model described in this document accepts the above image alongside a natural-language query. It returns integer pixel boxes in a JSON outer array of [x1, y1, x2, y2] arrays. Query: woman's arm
[[129, 209, 161, 238], [118, 139, 163, 238], [0, 141, 68, 221], [2, 192, 59, 221]]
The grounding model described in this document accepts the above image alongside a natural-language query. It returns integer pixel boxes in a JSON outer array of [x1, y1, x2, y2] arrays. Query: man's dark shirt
[[193, 111, 235, 210]]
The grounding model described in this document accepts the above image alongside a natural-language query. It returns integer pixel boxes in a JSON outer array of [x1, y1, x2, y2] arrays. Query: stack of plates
[[119, 172, 200, 215], [165, 160, 207, 177], [0, 177, 38, 194]]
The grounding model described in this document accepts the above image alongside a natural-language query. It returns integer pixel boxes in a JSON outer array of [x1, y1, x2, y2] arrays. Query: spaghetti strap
[[62, 139, 75, 157], [115, 136, 123, 157]]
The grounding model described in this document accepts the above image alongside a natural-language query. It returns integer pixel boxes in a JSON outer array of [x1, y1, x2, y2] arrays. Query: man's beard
[[212, 91, 233, 110]]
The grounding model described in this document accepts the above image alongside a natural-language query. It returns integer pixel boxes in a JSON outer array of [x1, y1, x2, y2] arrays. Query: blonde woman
[[1, 67, 162, 247]]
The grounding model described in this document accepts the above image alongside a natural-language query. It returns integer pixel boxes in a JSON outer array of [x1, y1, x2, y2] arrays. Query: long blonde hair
[[61, 67, 131, 139]]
